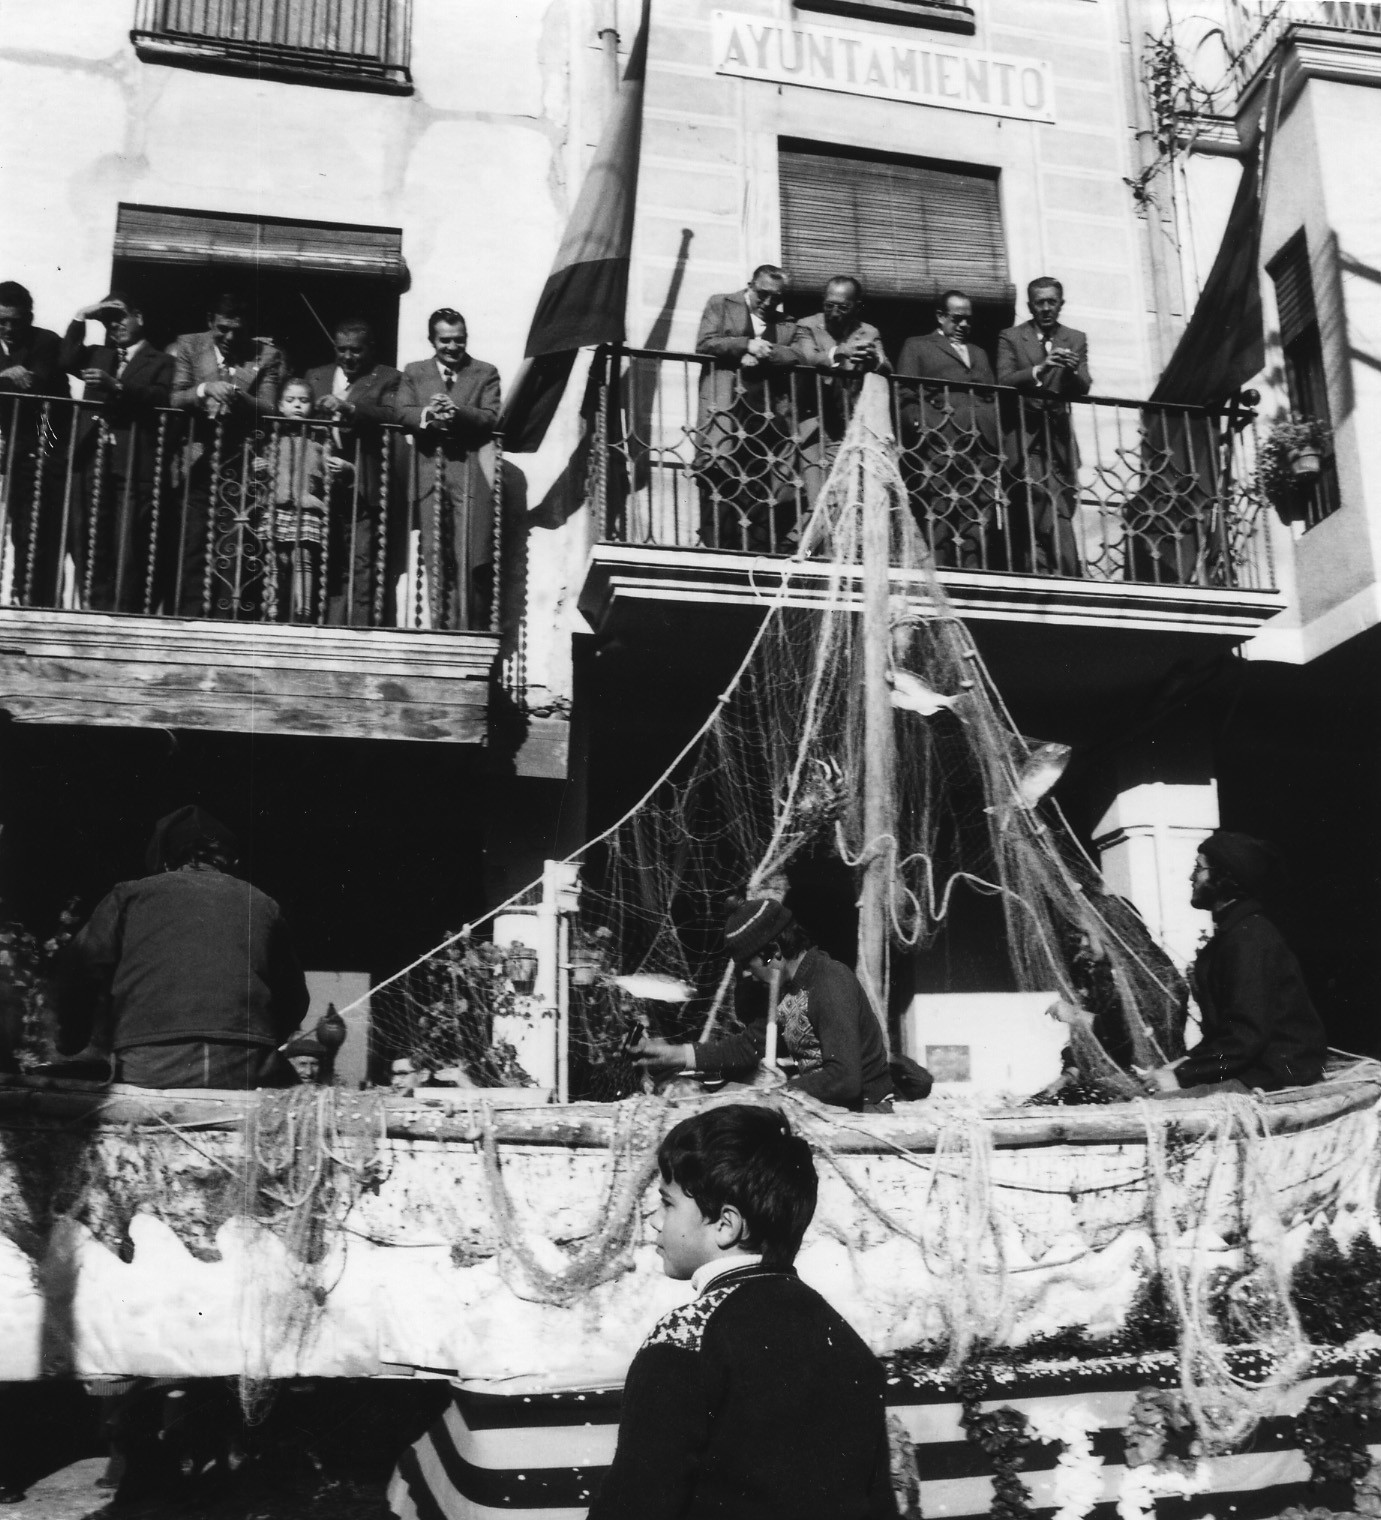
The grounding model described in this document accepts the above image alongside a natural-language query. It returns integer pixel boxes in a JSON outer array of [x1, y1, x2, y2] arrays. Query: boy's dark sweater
[[587, 1262, 898, 1520]]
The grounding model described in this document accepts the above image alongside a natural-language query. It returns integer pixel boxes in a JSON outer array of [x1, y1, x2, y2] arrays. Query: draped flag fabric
[[500, 0, 649, 453], [1150, 147, 1264, 406]]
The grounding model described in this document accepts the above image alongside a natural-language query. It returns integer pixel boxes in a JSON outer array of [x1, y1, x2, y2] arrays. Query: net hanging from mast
[[368, 376, 1186, 1100]]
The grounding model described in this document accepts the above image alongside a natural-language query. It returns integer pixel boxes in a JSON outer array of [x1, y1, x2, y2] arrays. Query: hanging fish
[[888, 668, 962, 717], [611, 972, 695, 1002], [1016, 742, 1072, 808]]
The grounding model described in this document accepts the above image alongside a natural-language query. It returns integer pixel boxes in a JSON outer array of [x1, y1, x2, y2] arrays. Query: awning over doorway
[[113, 204, 408, 284]]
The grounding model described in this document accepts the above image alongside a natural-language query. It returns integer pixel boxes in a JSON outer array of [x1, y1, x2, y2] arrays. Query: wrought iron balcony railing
[[132, 0, 413, 93], [589, 347, 1272, 593], [0, 395, 498, 631], [1226, 0, 1381, 90]]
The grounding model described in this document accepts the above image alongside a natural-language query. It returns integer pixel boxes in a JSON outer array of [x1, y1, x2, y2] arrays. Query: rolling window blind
[[1269, 233, 1316, 346], [779, 145, 1013, 302], [114, 205, 408, 284]]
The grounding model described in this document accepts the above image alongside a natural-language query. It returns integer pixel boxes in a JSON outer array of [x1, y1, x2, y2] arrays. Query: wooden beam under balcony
[[0, 611, 495, 744]]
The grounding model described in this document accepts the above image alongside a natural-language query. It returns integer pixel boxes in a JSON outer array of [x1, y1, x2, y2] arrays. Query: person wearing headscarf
[[1139, 830, 1327, 1096], [634, 898, 895, 1111], [58, 806, 308, 1088]]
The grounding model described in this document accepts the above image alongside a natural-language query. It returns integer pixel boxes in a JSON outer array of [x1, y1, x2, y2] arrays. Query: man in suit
[[692, 265, 801, 551], [61, 293, 175, 612], [170, 292, 284, 618], [305, 318, 403, 626], [897, 290, 1001, 569], [996, 277, 1091, 577], [395, 308, 500, 631], [791, 277, 892, 503], [0, 281, 71, 606]]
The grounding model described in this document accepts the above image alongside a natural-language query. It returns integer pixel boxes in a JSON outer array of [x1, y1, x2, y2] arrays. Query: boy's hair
[[759, 920, 813, 963], [658, 1105, 817, 1269], [280, 378, 314, 399]]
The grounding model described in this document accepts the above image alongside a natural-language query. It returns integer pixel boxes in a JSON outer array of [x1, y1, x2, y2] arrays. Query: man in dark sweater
[[635, 899, 894, 1110], [587, 1104, 898, 1520], [1139, 830, 1327, 1096], [59, 806, 308, 1088]]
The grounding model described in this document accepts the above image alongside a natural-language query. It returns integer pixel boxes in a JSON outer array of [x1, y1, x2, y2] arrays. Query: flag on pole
[[500, 0, 649, 453]]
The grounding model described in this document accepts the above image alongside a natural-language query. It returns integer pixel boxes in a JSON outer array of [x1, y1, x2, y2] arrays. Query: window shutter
[[1269, 233, 1316, 346], [779, 143, 1013, 303], [114, 204, 408, 284]]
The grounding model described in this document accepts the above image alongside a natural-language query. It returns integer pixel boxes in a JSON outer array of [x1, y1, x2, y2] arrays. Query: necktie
[[116, 347, 129, 376], [442, 367, 457, 392], [951, 340, 968, 367]]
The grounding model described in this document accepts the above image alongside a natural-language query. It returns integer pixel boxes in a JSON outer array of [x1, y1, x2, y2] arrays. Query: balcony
[[131, 0, 413, 94], [793, 0, 977, 36], [577, 349, 1284, 728], [0, 397, 496, 743], [1226, 0, 1381, 93]]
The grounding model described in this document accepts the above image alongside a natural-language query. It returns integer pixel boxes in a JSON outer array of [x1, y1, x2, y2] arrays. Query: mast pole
[[856, 375, 895, 1056]]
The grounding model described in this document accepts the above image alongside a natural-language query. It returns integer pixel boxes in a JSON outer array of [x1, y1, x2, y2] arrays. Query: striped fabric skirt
[[389, 1352, 1381, 1520]]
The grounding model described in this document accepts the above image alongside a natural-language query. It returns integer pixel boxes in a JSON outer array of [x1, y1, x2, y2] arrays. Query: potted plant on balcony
[[1256, 416, 1333, 523]]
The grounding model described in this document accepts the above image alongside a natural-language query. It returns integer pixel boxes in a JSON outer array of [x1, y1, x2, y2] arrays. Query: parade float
[[2, 379, 1380, 1520]]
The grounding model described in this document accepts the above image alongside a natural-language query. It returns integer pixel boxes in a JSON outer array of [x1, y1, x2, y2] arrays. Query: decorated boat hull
[[0, 1075, 1377, 1391]]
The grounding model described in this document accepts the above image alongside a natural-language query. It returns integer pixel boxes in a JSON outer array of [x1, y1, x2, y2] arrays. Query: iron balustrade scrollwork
[[591, 346, 1273, 593], [0, 394, 500, 630]]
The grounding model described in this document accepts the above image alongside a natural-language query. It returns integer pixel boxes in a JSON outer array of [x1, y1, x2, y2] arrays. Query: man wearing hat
[[1139, 831, 1327, 1096], [634, 898, 894, 1111], [58, 806, 309, 1088]]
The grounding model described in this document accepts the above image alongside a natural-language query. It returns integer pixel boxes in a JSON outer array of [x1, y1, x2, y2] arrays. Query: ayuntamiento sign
[[711, 10, 1056, 125]]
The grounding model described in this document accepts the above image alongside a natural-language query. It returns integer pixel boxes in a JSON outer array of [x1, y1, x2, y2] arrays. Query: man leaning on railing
[[692, 264, 801, 552], [61, 293, 175, 615], [170, 291, 284, 619], [897, 289, 1002, 571], [791, 276, 891, 506], [305, 317, 403, 627], [996, 276, 1091, 577], [0, 280, 70, 608]]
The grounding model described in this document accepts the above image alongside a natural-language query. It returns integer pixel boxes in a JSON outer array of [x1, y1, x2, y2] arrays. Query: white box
[[903, 992, 1067, 1097]]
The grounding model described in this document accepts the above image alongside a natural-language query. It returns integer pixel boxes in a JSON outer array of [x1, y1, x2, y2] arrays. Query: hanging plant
[[1255, 416, 1333, 524]]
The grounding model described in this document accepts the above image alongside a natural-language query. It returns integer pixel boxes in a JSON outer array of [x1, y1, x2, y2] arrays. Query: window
[[111, 204, 408, 370], [778, 140, 1014, 360], [793, 0, 976, 36], [1268, 231, 1340, 528], [131, 0, 412, 94]]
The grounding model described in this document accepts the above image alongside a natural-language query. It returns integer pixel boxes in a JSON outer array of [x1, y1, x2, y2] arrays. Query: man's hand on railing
[[81, 368, 120, 399], [316, 394, 356, 422]]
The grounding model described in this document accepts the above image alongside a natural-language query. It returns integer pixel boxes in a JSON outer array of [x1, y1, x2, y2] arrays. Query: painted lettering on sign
[[711, 10, 1055, 125]]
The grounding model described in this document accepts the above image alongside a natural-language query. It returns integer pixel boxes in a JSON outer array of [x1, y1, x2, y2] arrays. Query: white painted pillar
[[1092, 780, 1219, 969]]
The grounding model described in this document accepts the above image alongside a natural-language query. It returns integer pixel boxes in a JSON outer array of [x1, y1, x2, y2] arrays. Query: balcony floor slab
[[580, 543, 1285, 640], [0, 610, 496, 743]]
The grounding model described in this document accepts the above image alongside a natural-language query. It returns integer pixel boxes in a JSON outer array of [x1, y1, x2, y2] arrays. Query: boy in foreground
[[587, 1103, 898, 1519]]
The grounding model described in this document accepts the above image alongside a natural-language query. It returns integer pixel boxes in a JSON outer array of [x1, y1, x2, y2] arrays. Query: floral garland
[[1295, 1375, 1381, 1499], [1024, 1404, 1104, 1520], [958, 1365, 1035, 1520]]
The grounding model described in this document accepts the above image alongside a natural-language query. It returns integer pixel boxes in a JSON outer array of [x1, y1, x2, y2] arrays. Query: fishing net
[[237, 1085, 388, 1419], [366, 374, 1186, 1100]]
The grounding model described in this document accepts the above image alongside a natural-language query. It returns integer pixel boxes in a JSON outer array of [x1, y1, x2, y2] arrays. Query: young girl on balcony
[[257, 378, 349, 621]]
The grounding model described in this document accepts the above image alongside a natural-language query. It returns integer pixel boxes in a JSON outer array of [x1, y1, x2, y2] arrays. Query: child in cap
[[587, 1103, 898, 1519]]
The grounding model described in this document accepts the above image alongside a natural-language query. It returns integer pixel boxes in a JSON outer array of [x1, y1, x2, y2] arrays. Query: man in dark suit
[[170, 292, 284, 618], [305, 318, 403, 626], [61, 293, 175, 612], [0, 281, 70, 606], [692, 264, 801, 551], [897, 290, 1001, 569], [996, 277, 1091, 576], [395, 308, 500, 631], [791, 277, 892, 503]]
